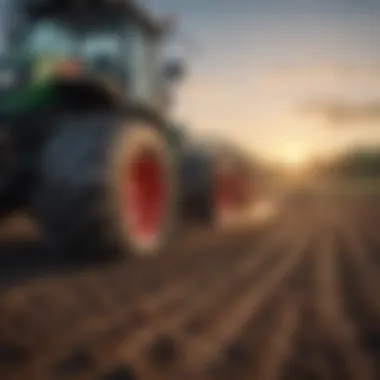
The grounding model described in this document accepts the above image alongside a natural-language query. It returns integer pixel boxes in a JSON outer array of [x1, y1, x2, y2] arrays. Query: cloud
[[263, 63, 380, 89], [299, 99, 380, 125]]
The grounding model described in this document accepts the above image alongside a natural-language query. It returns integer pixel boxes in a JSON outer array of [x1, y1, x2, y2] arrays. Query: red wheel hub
[[124, 152, 165, 243], [214, 169, 252, 214], [214, 170, 236, 213]]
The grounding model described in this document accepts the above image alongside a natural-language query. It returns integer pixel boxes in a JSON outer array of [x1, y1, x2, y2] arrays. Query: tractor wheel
[[33, 113, 177, 261], [181, 156, 240, 228]]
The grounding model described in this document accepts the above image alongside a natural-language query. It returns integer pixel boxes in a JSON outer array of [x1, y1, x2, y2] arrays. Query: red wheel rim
[[214, 169, 253, 215], [124, 151, 165, 245], [214, 169, 236, 216], [235, 174, 252, 204]]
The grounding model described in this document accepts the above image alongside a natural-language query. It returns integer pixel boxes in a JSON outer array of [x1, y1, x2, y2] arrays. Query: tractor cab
[[0, 0, 183, 112]]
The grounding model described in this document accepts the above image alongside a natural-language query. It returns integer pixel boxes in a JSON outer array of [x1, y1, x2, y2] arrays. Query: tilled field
[[0, 199, 379, 380]]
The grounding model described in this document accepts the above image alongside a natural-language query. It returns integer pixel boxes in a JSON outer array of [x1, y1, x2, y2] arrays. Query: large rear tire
[[33, 112, 177, 261]]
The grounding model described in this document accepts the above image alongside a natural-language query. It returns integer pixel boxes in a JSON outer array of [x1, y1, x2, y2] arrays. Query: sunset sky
[[0, 0, 379, 165], [149, 0, 380, 164]]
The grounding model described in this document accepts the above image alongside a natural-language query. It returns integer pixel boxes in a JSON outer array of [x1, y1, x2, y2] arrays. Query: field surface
[[0, 195, 379, 380]]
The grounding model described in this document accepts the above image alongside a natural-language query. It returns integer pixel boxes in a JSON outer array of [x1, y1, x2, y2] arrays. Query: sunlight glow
[[278, 145, 312, 170]]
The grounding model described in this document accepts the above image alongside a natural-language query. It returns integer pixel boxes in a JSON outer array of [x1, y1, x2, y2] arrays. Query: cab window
[[22, 20, 75, 56]]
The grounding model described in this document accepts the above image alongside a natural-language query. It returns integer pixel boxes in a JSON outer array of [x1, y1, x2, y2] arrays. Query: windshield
[[82, 32, 123, 60], [22, 20, 76, 56]]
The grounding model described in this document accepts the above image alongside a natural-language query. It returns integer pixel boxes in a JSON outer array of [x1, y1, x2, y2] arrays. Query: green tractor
[[0, 0, 186, 260]]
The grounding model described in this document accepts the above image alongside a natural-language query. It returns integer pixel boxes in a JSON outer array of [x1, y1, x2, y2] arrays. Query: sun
[[282, 151, 306, 167], [279, 146, 311, 170]]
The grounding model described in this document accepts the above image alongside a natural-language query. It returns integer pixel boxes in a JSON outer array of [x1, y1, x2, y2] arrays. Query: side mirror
[[163, 59, 186, 83]]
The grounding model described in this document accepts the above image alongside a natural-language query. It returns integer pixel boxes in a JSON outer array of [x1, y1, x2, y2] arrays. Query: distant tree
[[317, 147, 380, 179]]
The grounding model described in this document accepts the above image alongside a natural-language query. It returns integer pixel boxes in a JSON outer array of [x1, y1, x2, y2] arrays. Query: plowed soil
[[0, 197, 379, 380]]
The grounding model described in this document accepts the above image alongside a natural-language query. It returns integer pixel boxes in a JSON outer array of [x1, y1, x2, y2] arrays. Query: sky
[[148, 0, 380, 164], [0, 0, 379, 165]]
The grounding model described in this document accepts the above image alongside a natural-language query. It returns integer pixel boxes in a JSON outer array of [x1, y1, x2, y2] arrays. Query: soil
[[0, 196, 378, 380]]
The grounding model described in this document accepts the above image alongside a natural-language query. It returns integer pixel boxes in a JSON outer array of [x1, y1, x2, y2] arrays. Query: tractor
[[0, 0, 258, 262], [0, 0, 188, 260]]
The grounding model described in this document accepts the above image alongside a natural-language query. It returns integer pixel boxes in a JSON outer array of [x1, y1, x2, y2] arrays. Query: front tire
[[33, 112, 177, 261]]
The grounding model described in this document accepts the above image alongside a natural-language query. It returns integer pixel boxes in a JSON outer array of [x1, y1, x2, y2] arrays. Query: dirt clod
[[53, 346, 93, 375], [147, 334, 179, 368], [0, 342, 31, 367], [100, 364, 139, 380]]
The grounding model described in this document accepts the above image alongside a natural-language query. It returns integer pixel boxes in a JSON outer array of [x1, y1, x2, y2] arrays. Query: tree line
[[316, 147, 380, 179]]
